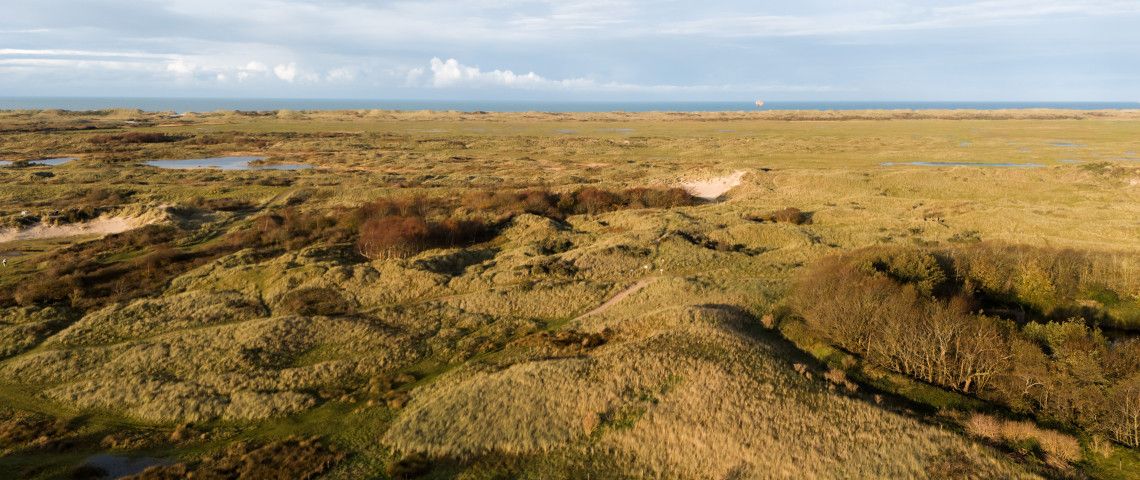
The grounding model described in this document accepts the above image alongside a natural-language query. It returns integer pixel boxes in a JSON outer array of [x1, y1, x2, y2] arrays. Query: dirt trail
[[682, 170, 746, 200], [0, 216, 150, 243], [575, 277, 658, 321]]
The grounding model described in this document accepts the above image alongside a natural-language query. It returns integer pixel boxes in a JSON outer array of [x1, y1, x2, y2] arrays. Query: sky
[[1, 0, 1139, 101]]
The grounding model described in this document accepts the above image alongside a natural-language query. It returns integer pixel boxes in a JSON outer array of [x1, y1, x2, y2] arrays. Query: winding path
[[574, 277, 658, 321]]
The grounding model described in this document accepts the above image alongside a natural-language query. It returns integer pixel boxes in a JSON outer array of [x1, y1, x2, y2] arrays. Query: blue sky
[[2, 0, 1138, 100]]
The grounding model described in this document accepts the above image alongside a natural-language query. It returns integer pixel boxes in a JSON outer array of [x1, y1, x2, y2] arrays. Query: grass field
[[0, 108, 1137, 479]]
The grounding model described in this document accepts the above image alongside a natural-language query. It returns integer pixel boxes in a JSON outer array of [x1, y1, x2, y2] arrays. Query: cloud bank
[[1, 0, 1138, 99]]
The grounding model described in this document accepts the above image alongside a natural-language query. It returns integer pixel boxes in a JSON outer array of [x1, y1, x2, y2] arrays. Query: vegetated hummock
[[0, 108, 1138, 479]]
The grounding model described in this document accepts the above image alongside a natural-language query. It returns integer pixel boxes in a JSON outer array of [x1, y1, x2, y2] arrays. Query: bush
[[747, 207, 811, 225], [965, 413, 1081, 467], [357, 215, 495, 260], [88, 132, 184, 144], [461, 186, 696, 219], [278, 287, 354, 316]]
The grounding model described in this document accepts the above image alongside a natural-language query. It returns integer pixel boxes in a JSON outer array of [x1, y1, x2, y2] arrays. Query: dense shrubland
[[4, 186, 696, 310], [460, 186, 696, 219], [6, 225, 211, 308], [87, 132, 185, 145], [239, 186, 695, 261], [791, 243, 1140, 448]]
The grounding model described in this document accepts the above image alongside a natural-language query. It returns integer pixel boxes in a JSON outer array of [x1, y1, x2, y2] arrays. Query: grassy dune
[[0, 109, 1137, 478]]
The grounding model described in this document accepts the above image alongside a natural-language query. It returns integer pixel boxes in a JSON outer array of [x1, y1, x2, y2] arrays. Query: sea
[[0, 97, 1137, 113]]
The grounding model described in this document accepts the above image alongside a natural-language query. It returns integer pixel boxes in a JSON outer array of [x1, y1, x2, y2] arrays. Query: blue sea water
[[1, 97, 1137, 113]]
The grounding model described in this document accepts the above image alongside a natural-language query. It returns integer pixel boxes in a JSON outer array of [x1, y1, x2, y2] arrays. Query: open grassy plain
[[0, 108, 1137, 479]]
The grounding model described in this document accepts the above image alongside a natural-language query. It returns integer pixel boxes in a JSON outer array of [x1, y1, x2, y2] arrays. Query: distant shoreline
[[1, 97, 1138, 114]]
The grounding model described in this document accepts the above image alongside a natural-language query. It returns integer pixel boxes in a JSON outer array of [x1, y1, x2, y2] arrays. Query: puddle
[[555, 129, 577, 134], [0, 157, 75, 167], [1059, 159, 1082, 164], [144, 156, 312, 171], [881, 162, 1044, 168], [959, 141, 972, 147], [598, 128, 635, 133], [1050, 142, 1084, 147], [80, 454, 172, 478]]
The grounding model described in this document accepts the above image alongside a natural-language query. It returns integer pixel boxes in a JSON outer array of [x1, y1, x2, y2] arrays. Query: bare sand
[[0, 216, 148, 243], [682, 170, 746, 200]]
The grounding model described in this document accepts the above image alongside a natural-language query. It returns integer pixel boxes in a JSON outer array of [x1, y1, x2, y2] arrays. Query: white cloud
[[166, 58, 197, 75], [428, 57, 561, 88], [0, 58, 158, 70], [273, 62, 297, 82], [416, 57, 841, 93], [0, 48, 176, 59], [661, 0, 1140, 37], [244, 61, 268, 72], [325, 67, 355, 82]]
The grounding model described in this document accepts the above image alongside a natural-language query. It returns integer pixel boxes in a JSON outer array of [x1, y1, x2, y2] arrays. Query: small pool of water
[[1050, 142, 1084, 147], [144, 156, 312, 171], [81, 454, 171, 478], [881, 161, 1045, 168], [0, 157, 74, 167]]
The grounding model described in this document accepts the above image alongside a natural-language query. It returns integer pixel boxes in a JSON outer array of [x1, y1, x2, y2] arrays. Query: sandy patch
[[0, 216, 151, 243], [681, 170, 746, 200]]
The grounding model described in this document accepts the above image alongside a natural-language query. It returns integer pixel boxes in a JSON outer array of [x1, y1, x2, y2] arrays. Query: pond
[[0, 157, 74, 167], [144, 156, 312, 171], [80, 454, 172, 478], [881, 161, 1044, 168]]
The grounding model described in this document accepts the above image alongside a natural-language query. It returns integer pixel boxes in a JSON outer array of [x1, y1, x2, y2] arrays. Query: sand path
[[575, 277, 658, 320], [0, 216, 148, 243], [682, 170, 746, 200]]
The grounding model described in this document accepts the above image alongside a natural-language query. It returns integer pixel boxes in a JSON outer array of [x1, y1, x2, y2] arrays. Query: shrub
[[356, 215, 495, 260], [358, 215, 432, 259], [460, 186, 696, 219], [747, 207, 810, 225], [965, 414, 1081, 467], [278, 287, 354, 316], [88, 132, 184, 144]]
